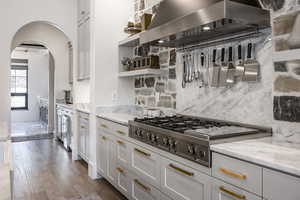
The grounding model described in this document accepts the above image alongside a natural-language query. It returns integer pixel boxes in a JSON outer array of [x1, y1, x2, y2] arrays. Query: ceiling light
[[158, 40, 164, 44]]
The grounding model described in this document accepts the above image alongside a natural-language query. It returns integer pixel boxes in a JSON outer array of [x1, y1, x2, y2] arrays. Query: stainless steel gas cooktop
[[129, 115, 272, 167]]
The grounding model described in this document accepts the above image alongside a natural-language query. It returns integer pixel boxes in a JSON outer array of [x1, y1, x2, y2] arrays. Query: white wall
[[11, 49, 49, 122], [11, 22, 72, 100], [0, 0, 77, 133]]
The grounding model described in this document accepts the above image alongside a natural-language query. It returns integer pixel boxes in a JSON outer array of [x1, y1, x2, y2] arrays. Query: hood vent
[[140, 0, 270, 47]]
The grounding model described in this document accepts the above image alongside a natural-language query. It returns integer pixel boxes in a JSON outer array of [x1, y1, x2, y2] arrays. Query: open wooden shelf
[[119, 33, 141, 47]]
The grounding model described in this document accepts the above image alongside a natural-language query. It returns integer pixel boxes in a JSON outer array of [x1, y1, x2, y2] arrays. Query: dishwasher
[[57, 106, 73, 152]]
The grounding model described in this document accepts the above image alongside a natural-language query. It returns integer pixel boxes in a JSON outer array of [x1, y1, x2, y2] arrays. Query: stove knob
[[151, 134, 157, 142], [146, 132, 151, 140], [163, 137, 168, 145], [135, 129, 140, 136], [187, 144, 195, 155], [199, 150, 206, 158]]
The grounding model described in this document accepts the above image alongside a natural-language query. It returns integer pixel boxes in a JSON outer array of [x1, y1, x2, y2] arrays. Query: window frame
[[11, 65, 29, 110]]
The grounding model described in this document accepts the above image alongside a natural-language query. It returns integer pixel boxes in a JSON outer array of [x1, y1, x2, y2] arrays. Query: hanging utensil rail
[[177, 28, 269, 52]]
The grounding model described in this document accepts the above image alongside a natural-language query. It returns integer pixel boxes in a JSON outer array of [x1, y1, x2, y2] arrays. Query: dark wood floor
[[12, 139, 127, 200]]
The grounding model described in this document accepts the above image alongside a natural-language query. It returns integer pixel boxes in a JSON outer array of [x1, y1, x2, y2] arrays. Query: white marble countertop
[[211, 137, 300, 177], [96, 113, 137, 126], [0, 164, 11, 200]]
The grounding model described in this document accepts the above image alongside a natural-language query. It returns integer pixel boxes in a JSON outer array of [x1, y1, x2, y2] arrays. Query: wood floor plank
[[12, 139, 127, 200]]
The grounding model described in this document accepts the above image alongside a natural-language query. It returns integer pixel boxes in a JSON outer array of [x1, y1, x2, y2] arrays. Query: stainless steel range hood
[[140, 0, 270, 47]]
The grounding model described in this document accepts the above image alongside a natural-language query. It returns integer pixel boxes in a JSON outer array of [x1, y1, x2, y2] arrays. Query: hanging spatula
[[219, 47, 228, 87], [235, 44, 245, 81], [209, 48, 220, 87], [243, 42, 259, 82], [226, 46, 236, 86]]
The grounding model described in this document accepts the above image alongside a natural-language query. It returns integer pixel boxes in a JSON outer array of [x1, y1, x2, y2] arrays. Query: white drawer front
[[116, 164, 132, 199], [112, 122, 128, 139], [212, 178, 261, 200], [131, 175, 161, 200], [263, 168, 300, 200], [97, 118, 128, 139], [161, 156, 211, 200], [212, 153, 262, 196], [98, 118, 112, 132], [106, 135, 117, 185], [130, 144, 161, 187], [116, 138, 130, 166]]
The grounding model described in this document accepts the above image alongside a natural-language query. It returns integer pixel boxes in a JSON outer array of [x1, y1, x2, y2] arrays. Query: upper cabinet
[[77, 0, 90, 81], [77, 0, 90, 23]]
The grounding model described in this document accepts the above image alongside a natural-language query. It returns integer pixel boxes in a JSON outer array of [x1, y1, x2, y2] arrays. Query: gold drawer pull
[[102, 136, 107, 140], [117, 140, 124, 145], [134, 179, 151, 191], [169, 163, 194, 177], [84, 118, 89, 120], [116, 130, 125, 135], [134, 148, 151, 157], [101, 124, 108, 128], [219, 186, 246, 199], [116, 167, 124, 173], [219, 168, 247, 179], [81, 126, 86, 129]]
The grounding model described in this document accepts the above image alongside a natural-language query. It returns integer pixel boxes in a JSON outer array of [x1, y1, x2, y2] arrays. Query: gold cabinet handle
[[134, 148, 151, 157], [84, 118, 89, 120], [101, 124, 108, 128], [116, 130, 125, 135], [219, 168, 247, 179], [117, 140, 124, 145], [116, 167, 124, 174], [219, 186, 246, 199], [81, 125, 86, 129], [169, 163, 194, 177], [134, 179, 151, 191], [102, 136, 107, 140]]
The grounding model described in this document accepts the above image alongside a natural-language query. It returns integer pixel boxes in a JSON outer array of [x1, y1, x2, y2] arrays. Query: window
[[11, 60, 28, 110]]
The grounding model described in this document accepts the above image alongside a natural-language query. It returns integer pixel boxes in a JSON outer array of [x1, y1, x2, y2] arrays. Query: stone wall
[[134, 47, 177, 109], [271, 2, 300, 143]]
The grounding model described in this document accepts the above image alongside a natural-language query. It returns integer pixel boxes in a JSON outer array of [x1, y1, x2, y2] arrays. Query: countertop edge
[[96, 114, 129, 126]]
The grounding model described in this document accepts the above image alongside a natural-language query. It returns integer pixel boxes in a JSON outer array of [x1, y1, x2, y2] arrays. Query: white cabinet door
[[116, 138, 130, 167], [130, 144, 161, 187], [77, 17, 90, 81], [96, 133, 107, 176], [106, 134, 117, 185], [161, 156, 211, 200], [116, 164, 132, 199], [77, 0, 90, 22], [212, 178, 261, 200], [0, 142, 4, 164], [77, 21, 84, 80], [85, 124, 89, 160], [78, 125, 86, 158], [131, 175, 161, 200], [263, 168, 300, 200]]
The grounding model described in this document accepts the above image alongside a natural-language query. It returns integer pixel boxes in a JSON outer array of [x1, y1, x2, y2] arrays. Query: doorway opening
[[10, 44, 53, 142], [10, 21, 74, 143]]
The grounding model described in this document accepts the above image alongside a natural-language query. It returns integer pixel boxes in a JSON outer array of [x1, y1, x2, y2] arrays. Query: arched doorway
[[10, 21, 73, 142]]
